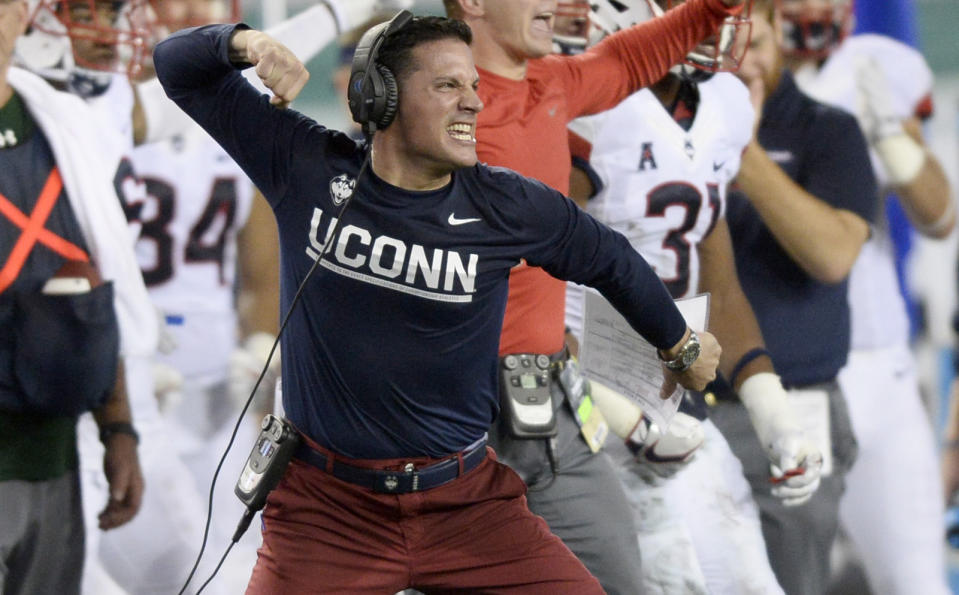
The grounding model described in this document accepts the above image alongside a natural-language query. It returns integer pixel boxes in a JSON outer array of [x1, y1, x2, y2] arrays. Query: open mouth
[[447, 123, 475, 143], [532, 12, 554, 36]]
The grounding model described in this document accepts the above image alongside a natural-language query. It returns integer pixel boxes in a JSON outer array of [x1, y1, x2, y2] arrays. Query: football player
[[780, 1, 954, 593], [561, 1, 820, 593]]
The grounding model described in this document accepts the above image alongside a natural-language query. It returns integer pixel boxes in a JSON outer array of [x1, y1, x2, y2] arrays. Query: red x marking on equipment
[[0, 167, 89, 294]]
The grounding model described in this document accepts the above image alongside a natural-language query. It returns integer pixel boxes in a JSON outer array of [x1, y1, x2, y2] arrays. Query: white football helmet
[[16, 0, 149, 93], [777, 0, 853, 58], [559, 0, 753, 76]]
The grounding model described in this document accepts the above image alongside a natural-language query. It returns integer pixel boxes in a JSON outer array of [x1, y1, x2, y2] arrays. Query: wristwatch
[[659, 330, 701, 373]]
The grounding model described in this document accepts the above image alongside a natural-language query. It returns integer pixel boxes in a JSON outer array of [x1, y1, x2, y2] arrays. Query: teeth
[[447, 123, 474, 141]]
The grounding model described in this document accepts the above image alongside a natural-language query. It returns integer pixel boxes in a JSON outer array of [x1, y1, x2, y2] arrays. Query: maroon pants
[[246, 440, 602, 594]]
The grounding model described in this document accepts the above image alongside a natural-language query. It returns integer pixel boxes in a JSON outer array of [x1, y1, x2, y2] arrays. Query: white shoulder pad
[[701, 73, 754, 151]]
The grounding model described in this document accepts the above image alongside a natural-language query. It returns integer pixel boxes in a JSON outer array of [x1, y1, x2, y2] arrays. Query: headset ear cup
[[376, 64, 399, 129]]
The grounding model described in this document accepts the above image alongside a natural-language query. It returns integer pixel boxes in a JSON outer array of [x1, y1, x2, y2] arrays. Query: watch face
[[664, 332, 700, 371], [682, 341, 701, 366]]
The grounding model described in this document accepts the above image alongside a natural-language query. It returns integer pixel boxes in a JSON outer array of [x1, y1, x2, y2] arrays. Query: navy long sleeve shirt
[[154, 24, 687, 458]]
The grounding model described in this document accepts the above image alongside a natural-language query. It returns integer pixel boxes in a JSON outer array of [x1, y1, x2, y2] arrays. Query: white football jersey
[[86, 73, 136, 151], [794, 35, 931, 349], [566, 73, 754, 338], [131, 127, 255, 378]]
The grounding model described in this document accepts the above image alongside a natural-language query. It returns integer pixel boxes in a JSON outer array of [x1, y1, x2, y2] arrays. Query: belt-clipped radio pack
[[235, 414, 301, 513], [499, 354, 557, 439]]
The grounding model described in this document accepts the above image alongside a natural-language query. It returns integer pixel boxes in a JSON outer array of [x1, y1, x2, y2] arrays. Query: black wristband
[[99, 421, 139, 445], [729, 347, 772, 388]]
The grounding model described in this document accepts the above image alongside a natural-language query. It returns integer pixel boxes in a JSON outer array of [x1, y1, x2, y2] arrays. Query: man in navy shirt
[[154, 14, 722, 594], [707, 2, 877, 594]]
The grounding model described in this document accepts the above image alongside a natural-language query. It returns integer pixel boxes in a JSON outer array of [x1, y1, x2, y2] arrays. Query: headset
[[347, 9, 414, 138]]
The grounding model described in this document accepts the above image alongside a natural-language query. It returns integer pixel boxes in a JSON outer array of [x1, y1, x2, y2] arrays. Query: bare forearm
[[895, 154, 955, 238], [880, 119, 955, 238], [710, 290, 774, 387], [238, 191, 280, 337], [736, 142, 869, 283], [92, 361, 133, 426], [698, 220, 773, 388]]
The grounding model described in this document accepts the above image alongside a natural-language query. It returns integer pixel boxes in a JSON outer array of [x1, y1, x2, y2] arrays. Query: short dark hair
[[376, 16, 472, 85]]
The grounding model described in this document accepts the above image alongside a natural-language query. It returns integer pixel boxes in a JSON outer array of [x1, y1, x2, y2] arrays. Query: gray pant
[[490, 374, 644, 595], [709, 381, 859, 595], [0, 470, 84, 595]]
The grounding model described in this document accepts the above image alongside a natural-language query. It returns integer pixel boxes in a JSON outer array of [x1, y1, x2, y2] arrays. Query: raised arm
[[854, 57, 955, 238], [558, 0, 745, 116], [153, 25, 314, 204], [136, 0, 379, 145]]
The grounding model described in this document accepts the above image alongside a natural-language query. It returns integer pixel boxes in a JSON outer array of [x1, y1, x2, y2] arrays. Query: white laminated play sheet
[[579, 291, 710, 430]]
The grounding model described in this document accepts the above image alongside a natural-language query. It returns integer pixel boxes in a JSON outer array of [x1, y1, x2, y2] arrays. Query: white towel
[[8, 66, 158, 359]]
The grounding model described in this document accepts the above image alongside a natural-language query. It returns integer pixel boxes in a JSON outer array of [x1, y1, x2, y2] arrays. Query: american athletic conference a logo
[[329, 173, 356, 206]]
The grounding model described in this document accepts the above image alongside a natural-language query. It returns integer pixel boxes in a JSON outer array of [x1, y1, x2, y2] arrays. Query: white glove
[[739, 372, 823, 507], [152, 362, 183, 414], [626, 411, 704, 479], [854, 56, 925, 185], [768, 434, 824, 507], [229, 332, 281, 410]]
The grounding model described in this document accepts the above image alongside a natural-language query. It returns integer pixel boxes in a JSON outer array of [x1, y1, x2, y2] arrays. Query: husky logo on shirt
[[330, 174, 356, 206], [305, 208, 479, 303]]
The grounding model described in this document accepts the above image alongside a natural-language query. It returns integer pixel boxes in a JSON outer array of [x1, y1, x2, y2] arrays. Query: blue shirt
[[154, 24, 687, 459], [725, 72, 877, 387]]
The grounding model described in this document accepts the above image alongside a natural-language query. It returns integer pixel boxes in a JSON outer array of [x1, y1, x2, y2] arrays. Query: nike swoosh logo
[[713, 161, 725, 172], [448, 213, 482, 226]]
